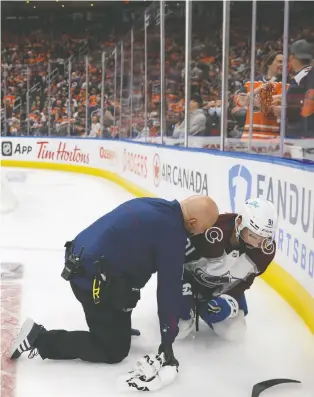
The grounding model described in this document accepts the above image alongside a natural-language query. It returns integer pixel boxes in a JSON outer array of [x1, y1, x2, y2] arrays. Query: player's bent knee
[[212, 310, 246, 342]]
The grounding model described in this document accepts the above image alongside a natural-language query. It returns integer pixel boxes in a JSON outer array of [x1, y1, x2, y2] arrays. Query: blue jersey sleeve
[[156, 233, 186, 346]]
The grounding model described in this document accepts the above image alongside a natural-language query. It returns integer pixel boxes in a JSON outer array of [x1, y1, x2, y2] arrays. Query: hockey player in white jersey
[[178, 197, 278, 342]]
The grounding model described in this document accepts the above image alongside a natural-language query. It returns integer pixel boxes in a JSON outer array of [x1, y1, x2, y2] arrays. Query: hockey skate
[[9, 318, 46, 359]]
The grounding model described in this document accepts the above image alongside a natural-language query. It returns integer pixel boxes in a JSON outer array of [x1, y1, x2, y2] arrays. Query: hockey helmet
[[235, 197, 278, 245]]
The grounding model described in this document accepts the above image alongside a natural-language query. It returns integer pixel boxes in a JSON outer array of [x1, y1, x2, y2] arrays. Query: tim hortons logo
[[36, 141, 90, 164]]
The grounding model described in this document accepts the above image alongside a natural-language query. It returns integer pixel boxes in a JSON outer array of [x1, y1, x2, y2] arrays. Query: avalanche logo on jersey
[[186, 248, 257, 296], [205, 227, 224, 244], [193, 268, 234, 289], [261, 239, 275, 256]]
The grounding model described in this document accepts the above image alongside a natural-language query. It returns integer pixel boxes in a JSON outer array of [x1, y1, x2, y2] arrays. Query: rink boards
[[1, 136, 314, 332]]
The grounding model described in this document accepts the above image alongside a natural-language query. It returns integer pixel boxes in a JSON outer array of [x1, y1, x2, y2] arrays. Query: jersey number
[[185, 238, 195, 256], [182, 283, 192, 296]]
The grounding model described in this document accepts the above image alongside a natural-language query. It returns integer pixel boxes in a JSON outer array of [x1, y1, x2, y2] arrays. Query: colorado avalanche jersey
[[184, 214, 276, 301]]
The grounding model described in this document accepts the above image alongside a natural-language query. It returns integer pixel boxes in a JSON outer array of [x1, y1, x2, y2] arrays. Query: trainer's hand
[[158, 343, 179, 367]]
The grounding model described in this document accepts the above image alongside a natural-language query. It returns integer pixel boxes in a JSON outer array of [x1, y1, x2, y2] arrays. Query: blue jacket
[[70, 197, 187, 345]]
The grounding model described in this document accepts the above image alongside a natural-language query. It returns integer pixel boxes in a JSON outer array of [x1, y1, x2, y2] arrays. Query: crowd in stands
[[1, 1, 314, 140], [0, 1, 144, 136]]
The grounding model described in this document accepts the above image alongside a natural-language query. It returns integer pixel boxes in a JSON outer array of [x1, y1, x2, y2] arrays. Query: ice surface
[[1, 168, 313, 397]]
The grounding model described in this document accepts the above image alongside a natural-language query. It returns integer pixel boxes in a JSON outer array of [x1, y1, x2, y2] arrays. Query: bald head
[[180, 195, 219, 235]]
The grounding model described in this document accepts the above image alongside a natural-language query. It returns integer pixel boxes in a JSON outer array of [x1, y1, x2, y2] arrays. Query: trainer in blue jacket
[[10, 195, 218, 391]]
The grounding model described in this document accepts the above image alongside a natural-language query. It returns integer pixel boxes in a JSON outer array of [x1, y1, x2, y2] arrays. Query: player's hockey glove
[[117, 344, 178, 392], [199, 294, 239, 325]]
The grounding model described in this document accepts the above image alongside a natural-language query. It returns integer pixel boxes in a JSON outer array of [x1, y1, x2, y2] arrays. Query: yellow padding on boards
[[261, 263, 314, 333], [2, 159, 314, 333]]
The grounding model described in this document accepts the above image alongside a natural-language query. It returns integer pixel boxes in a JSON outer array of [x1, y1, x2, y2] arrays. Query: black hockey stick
[[252, 378, 301, 396]]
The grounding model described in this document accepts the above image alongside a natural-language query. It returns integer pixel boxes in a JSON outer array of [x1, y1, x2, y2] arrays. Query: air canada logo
[[152, 153, 208, 194], [153, 153, 161, 187]]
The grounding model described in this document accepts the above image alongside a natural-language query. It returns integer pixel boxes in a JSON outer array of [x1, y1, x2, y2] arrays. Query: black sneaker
[[9, 318, 46, 360]]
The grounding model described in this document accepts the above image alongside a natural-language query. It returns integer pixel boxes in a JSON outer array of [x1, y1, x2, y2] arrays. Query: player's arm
[[196, 273, 255, 327], [211, 243, 277, 315], [185, 225, 226, 263], [226, 273, 256, 301], [200, 241, 276, 326]]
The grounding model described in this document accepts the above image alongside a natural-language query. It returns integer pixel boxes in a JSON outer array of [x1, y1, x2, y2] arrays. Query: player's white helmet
[[235, 197, 278, 244]]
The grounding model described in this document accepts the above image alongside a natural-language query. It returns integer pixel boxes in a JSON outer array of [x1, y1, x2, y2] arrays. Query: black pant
[[35, 282, 132, 363]]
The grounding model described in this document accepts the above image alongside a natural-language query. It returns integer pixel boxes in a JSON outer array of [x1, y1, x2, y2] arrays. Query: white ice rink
[[1, 167, 314, 397]]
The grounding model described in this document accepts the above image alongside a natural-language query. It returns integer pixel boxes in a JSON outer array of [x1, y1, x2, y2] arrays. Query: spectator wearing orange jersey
[[236, 51, 287, 140], [236, 52, 283, 140], [3, 92, 16, 107]]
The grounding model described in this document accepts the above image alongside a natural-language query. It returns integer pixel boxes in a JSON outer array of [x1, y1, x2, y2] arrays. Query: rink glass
[[1, 1, 313, 164]]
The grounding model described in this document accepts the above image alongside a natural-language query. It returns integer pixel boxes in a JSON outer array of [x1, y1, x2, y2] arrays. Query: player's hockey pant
[[35, 282, 132, 363]]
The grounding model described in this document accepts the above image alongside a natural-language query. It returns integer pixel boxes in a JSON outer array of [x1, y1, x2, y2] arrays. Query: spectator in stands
[[2, 1, 314, 145], [89, 115, 101, 138], [235, 51, 285, 140], [172, 94, 206, 138], [275, 39, 314, 137], [8, 112, 20, 136]]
